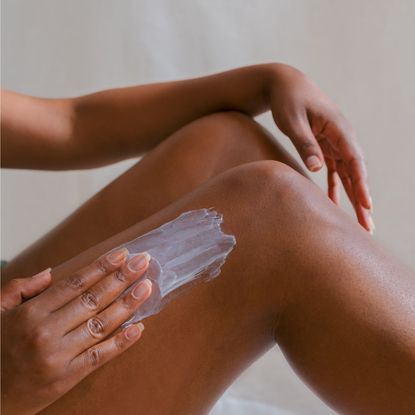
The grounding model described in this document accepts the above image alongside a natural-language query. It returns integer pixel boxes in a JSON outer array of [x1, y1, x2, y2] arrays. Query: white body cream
[[120, 208, 236, 324]]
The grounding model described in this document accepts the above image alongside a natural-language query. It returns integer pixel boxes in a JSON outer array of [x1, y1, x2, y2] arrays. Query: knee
[[223, 160, 306, 202], [166, 111, 264, 156], [219, 160, 329, 225], [186, 111, 256, 140]]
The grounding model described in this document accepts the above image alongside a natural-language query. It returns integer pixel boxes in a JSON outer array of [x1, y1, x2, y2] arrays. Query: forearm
[[2, 65, 278, 170], [71, 64, 275, 166], [1, 90, 75, 170]]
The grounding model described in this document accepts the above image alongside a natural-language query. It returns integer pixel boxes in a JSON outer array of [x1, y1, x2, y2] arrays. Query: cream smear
[[119, 208, 236, 325]]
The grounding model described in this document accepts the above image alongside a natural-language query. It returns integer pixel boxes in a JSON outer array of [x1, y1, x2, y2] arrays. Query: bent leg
[[40, 161, 415, 415], [3, 111, 305, 278]]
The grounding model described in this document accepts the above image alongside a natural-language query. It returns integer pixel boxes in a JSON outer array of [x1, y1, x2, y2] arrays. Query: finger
[[337, 162, 357, 209], [325, 156, 340, 206], [66, 279, 152, 353], [355, 203, 374, 233], [34, 247, 129, 312], [336, 144, 374, 231], [0, 268, 52, 311], [328, 170, 340, 206], [68, 322, 145, 383], [347, 156, 372, 211], [50, 253, 151, 332], [350, 171, 374, 233], [287, 115, 324, 172], [337, 162, 373, 232], [326, 119, 373, 211]]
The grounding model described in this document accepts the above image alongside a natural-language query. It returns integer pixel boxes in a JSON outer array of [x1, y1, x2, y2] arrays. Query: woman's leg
[[2, 111, 305, 279], [38, 161, 415, 415]]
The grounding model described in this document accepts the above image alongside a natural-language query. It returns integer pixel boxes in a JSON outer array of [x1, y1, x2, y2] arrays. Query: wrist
[[260, 63, 286, 107], [264, 62, 306, 89], [262, 62, 307, 107]]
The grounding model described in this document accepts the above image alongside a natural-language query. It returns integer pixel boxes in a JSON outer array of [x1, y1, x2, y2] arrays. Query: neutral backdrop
[[2, 1, 414, 414]]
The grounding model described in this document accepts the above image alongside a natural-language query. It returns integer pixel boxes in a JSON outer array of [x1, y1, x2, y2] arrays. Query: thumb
[[288, 119, 325, 172], [1, 268, 52, 311]]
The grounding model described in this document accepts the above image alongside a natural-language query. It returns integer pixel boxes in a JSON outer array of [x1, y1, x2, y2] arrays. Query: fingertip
[[131, 279, 152, 301], [126, 252, 151, 274], [306, 155, 323, 172], [106, 247, 129, 267], [124, 322, 144, 341], [357, 205, 375, 235], [31, 267, 51, 279], [358, 190, 372, 211], [31, 268, 53, 288], [328, 191, 340, 206]]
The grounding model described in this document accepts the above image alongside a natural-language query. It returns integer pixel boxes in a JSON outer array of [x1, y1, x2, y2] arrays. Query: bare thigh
[[2, 111, 304, 279], [4, 113, 415, 414], [40, 160, 415, 415]]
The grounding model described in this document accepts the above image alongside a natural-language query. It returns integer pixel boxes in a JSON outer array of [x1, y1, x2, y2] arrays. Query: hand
[[1, 248, 152, 415], [268, 64, 374, 232]]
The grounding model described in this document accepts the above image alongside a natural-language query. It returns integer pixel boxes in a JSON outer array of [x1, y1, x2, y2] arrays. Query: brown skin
[[3, 156, 414, 415], [1, 65, 411, 414], [1, 63, 373, 230], [1, 250, 152, 415]]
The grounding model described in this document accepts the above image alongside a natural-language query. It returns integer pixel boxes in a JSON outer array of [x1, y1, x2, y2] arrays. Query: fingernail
[[32, 267, 52, 279], [306, 155, 322, 172], [132, 279, 152, 300], [128, 252, 150, 272], [107, 248, 128, 265], [125, 323, 144, 340], [369, 196, 374, 213]]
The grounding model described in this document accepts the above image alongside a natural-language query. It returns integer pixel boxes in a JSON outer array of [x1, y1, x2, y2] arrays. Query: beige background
[[2, 1, 414, 414]]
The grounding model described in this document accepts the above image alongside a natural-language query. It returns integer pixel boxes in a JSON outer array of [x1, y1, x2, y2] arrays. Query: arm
[[1, 90, 75, 169], [1, 63, 373, 230], [1, 65, 272, 170]]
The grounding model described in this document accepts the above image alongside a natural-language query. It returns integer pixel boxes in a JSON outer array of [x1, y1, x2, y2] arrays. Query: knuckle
[[64, 273, 85, 291], [31, 326, 51, 347], [95, 258, 109, 274], [114, 333, 127, 350], [80, 290, 99, 310], [120, 295, 135, 310], [86, 316, 106, 339], [300, 141, 316, 153], [114, 270, 127, 283], [35, 353, 60, 379], [16, 302, 37, 323], [9, 278, 22, 289], [86, 347, 101, 367]]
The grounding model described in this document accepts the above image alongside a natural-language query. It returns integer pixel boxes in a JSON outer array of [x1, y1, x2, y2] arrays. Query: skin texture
[[1, 64, 412, 413], [1, 64, 373, 230], [1, 250, 152, 415], [2, 112, 414, 414]]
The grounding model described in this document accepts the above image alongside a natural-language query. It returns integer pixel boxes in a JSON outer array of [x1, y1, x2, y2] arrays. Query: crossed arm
[[1, 63, 373, 231]]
